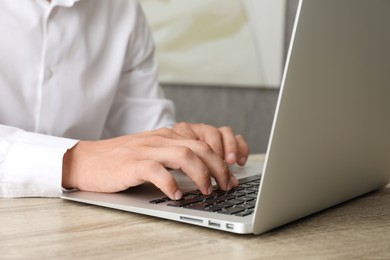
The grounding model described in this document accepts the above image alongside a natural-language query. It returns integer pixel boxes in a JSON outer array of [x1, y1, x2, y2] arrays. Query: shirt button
[[45, 68, 53, 80]]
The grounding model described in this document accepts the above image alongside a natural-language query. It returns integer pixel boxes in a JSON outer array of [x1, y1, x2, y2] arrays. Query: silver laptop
[[61, 0, 390, 235]]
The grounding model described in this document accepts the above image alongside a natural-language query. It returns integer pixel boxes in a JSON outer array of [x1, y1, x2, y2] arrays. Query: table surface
[[1, 155, 390, 259]]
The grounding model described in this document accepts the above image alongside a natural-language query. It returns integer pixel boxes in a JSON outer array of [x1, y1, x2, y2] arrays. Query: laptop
[[61, 0, 390, 235]]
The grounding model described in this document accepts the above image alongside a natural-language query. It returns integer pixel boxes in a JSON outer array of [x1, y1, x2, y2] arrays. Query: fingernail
[[207, 185, 213, 195], [174, 190, 183, 200], [239, 157, 247, 165], [227, 153, 236, 163]]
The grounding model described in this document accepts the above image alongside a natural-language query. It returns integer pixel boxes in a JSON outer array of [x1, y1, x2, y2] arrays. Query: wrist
[[62, 143, 79, 190]]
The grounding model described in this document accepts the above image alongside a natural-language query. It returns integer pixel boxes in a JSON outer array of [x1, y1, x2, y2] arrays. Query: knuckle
[[204, 124, 220, 135], [196, 140, 213, 154], [177, 122, 190, 128], [157, 127, 174, 136], [219, 126, 232, 133], [147, 135, 164, 144], [139, 160, 162, 173], [200, 124, 220, 136], [236, 134, 246, 143], [176, 146, 195, 160]]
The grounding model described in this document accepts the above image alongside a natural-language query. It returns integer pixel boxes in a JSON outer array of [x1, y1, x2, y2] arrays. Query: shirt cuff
[[2, 132, 78, 197]]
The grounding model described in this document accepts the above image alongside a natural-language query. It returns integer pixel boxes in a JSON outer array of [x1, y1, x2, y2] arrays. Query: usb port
[[208, 220, 221, 228], [226, 223, 234, 230]]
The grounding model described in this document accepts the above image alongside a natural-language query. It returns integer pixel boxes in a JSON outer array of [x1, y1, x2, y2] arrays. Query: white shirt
[[0, 0, 175, 197]]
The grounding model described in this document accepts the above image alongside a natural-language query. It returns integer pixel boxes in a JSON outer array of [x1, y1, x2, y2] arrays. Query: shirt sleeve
[[0, 124, 78, 197], [103, 1, 176, 138]]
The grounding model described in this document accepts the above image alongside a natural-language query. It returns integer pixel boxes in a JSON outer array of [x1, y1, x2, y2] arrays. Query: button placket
[[36, 6, 58, 134], [44, 67, 53, 80], [43, 13, 57, 84]]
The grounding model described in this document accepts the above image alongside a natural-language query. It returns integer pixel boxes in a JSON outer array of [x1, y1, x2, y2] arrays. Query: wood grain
[[1, 154, 389, 259]]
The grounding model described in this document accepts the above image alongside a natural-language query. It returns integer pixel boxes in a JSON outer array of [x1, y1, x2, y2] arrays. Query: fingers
[[173, 123, 224, 158], [168, 139, 235, 191], [125, 128, 228, 194], [218, 126, 238, 164], [193, 124, 224, 158], [172, 123, 248, 164], [68, 126, 247, 202], [133, 160, 183, 200], [136, 137, 234, 193], [186, 141, 229, 190], [171, 122, 198, 140], [139, 146, 213, 196], [235, 134, 250, 166], [170, 124, 249, 187], [218, 127, 250, 166]]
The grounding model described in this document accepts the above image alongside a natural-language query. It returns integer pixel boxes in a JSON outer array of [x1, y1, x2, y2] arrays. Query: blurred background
[[139, 0, 299, 153]]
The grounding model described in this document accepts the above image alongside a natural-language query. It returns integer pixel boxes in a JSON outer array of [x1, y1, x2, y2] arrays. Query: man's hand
[[62, 124, 249, 200], [172, 123, 249, 166]]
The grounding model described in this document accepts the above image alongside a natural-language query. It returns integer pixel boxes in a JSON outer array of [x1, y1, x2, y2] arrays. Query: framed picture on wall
[[140, 0, 285, 88]]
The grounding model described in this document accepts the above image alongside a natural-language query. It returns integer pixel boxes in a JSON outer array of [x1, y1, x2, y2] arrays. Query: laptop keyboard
[[149, 175, 261, 217]]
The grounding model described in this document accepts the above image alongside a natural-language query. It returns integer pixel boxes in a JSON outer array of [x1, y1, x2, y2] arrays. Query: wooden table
[[1, 155, 390, 259]]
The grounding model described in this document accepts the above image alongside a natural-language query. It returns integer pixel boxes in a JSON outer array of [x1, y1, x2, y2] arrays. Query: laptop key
[[235, 209, 254, 217], [215, 195, 236, 203], [150, 174, 261, 216], [149, 197, 170, 204], [217, 206, 246, 215], [236, 197, 255, 203], [220, 201, 236, 208], [229, 199, 245, 205], [233, 192, 247, 197], [205, 204, 225, 212], [239, 203, 256, 210], [238, 175, 261, 184], [246, 193, 258, 199], [167, 197, 204, 207], [185, 203, 208, 211], [240, 184, 254, 188], [185, 190, 203, 196]]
